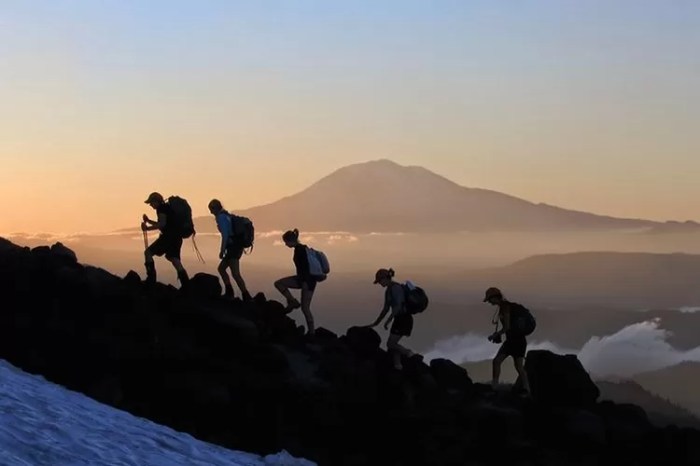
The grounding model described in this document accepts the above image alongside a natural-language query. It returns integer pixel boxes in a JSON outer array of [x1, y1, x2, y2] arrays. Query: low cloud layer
[[425, 319, 700, 378]]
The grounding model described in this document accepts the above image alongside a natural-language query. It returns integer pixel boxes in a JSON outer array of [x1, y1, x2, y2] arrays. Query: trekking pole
[[142, 215, 149, 249], [192, 234, 205, 264]]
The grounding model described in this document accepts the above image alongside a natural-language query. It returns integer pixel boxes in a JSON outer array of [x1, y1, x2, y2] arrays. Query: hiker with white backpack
[[208, 199, 253, 301], [141, 192, 191, 289], [274, 229, 329, 336], [367, 268, 429, 370]]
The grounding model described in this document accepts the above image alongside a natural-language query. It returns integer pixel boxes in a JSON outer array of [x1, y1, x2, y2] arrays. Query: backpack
[[509, 302, 536, 336], [403, 281, 429, 315], [167, 196, 195, 239], [229, 214, 255, 251], [306, 247, 330, 281]]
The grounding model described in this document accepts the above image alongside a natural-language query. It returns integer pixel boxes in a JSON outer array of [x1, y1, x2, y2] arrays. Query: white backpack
[[306, 247, 330, 281]]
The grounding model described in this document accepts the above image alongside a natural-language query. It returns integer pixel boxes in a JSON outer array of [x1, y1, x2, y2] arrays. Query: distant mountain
[[192, 159, 662, 233], [461, 251, 700, 310], [596, 380, 700, 428], [632, 362, 700, 417]]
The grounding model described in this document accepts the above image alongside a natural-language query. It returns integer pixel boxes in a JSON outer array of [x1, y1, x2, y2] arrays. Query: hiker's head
[[144, 192, 164, 209], [373, 268, 395, 287], [208, 199, 223, 215], [282, 229, 300, 247], [483, 287, 504, 306]]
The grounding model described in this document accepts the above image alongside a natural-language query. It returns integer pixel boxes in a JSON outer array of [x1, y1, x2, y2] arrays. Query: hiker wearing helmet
[[141, 192, 190, 288], [208, 199, 253, 301], [368, 268, 418, 370], [484, 287, 532, 395], [274, 229, 318, 336]]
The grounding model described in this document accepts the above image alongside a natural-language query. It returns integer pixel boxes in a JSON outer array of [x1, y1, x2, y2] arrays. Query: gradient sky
[[1, 0, 699, 233]]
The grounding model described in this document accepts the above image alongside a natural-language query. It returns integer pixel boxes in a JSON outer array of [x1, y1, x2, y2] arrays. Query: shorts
[[147, 234, 183, 260], [390, 313, 414, 337], [497, 334, 527, 359], [223, 245, 244, 261]]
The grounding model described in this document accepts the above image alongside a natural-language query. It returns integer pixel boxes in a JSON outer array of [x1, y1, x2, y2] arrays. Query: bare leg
[[168, 257, 189, 288], [387, 333, 414, 370], [218, 258, 234, 297], [274, 276, 301, 310], [492, 353, 507, 388], [513, 357, 531, 394], [230, 259, 251, 300], [300, 282, 315, 335]]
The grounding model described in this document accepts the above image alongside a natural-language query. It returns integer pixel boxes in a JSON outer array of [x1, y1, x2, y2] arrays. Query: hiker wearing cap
[[274, 229, 319, 336], [141, 192, 190, 288], [484, 287, 532, 395], [368, 268, 418, 370], [208, 199, 252, 301]]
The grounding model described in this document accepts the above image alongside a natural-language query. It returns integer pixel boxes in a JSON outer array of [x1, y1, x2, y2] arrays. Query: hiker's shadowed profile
[[367, 268, 428, 370], [273, 229, 329, 337], [141, 192, 191, 289], [208, 199, 253, 301], [484, 287, 535, 396]]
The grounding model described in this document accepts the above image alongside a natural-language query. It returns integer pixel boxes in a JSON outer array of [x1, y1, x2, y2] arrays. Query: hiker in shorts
[[208, 199, 252, 301], [274, 229, 318, 336], [368, 268, 418, 370], [141, 192, 190, 288], [484, 287, 531, 395]]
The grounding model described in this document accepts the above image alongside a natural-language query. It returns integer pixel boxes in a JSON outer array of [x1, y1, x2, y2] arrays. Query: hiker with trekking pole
[[141, 192, 195, 290]]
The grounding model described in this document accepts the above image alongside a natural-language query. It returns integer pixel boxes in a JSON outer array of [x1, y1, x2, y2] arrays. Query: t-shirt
[[384, 283, 406, 315], [156, 203, 176, 235], [293, 244, 311, 281]]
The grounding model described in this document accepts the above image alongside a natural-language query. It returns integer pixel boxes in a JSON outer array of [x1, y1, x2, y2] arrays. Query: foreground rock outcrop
[[0, 237, 699, 466]]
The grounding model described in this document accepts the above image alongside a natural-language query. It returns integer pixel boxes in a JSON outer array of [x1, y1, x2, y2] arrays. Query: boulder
[[344, 326, 381, 359], [525, 350, 600, 407], [188, 273, 222, 299]]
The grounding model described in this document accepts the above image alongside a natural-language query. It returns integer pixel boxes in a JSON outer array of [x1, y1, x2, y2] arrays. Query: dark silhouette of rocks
[[0, 237, 699, 465]]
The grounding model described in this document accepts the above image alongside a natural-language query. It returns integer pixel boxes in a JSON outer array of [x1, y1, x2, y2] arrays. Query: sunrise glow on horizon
[[2, 1, 698, 233]]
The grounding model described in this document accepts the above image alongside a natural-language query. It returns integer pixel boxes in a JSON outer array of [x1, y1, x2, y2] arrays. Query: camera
[[488, 332, 502, 344]]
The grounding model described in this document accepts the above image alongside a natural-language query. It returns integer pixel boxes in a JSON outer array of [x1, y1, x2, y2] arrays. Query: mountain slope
[[193, 159, 658, 233]]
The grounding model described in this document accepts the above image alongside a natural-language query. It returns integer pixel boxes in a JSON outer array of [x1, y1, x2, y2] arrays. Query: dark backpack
[[509, 302, 536, 336], [403, 283, 429, 315], [167, 196, 195, 239], [230, 214, 255, 251]]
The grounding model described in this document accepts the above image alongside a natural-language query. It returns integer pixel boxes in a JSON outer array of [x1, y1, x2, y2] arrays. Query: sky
[[1, 0, 699, 233]]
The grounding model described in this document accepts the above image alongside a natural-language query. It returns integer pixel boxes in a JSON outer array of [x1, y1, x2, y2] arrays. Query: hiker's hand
[[142, 214, 149, 222]]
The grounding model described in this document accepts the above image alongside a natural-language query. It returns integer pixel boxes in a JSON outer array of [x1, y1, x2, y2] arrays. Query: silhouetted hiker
[[141, 192, 190, 289], [484, 287, 535, 395], [208, 199, 253, 301], [368, 268, 427, 370], [274, 229, 329, 336]]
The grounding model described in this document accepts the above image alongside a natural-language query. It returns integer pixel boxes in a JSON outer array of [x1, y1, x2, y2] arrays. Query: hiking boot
[[242, 290, 253, 302], [177, 270, 190, 290], [223, 284, 234, 299], [144, 262, 157, 286], [284, 298, 301, 314]]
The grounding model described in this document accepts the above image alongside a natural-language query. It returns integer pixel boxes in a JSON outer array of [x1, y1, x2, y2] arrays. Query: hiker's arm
[[369, 302, 391, 327], [216, 215, 231, 256], [144, 213, 166, 231]]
